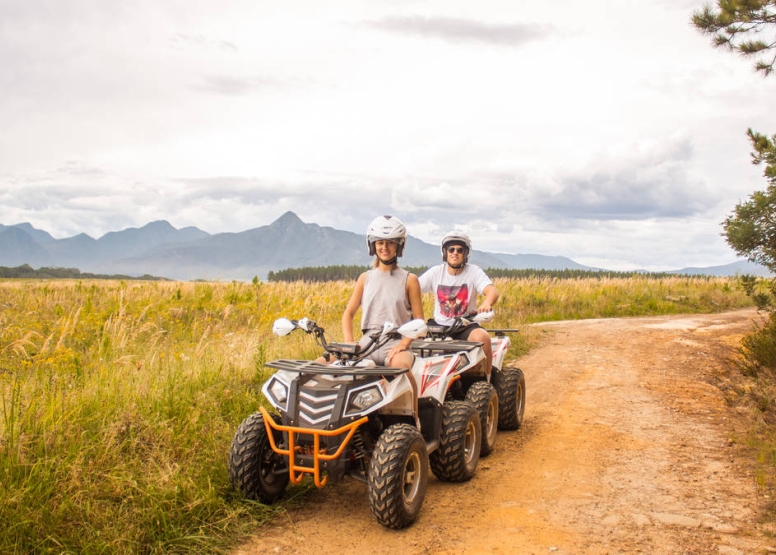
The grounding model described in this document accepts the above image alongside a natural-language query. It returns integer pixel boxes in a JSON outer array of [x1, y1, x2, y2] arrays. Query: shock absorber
[[351, 428, 368, 459]]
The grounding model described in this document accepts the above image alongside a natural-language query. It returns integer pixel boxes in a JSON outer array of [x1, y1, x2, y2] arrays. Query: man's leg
[[467, 327, 492, 379]]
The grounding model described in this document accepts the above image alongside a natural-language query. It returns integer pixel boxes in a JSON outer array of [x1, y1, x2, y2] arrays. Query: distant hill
[[0, 226, 53, 267], [0, 212, 770, 280], [671, 259, 773, 278], [491, 252, 596, 271]]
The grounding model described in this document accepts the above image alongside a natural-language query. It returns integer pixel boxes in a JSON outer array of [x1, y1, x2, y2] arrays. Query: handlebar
[[425, 311, 517, 339], [271, 317, 427, 364]]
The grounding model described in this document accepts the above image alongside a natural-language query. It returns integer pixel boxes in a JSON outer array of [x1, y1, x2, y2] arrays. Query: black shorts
[[429, 319, 482, 340]]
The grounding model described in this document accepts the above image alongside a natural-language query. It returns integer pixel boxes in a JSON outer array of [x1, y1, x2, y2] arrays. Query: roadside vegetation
[[690, 0, 776, 519], [0, 275, 755, 554]]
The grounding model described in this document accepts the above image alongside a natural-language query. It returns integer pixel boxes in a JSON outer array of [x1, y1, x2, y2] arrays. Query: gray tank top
[[360, 267, 412, 334]]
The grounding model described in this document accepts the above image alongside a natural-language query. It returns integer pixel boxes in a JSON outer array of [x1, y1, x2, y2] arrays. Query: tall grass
[[496, 274, 747, 320], [0, 276, 752, 553]]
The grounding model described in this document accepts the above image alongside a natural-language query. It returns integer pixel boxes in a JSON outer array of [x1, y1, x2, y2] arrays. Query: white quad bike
[[228, 317, 482, 530], [411, 311, 526, 457]]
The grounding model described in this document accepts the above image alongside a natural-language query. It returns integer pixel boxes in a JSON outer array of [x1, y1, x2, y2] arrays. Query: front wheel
[[429, 401, 481, 482], [368, 424, 429, 529], [495, 366, 526, 430], [465, 381, 499, 457], [229, 412, 289, 503]]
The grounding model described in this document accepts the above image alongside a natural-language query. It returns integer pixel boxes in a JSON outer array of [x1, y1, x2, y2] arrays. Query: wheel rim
[[485, 396, 498, 444], [464, 419, 478, 466], [402, 451, 422, 503], [516, 382, 525, 418]]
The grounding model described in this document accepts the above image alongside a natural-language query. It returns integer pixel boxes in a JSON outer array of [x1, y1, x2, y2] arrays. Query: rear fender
[[490, 336, 511, 370]]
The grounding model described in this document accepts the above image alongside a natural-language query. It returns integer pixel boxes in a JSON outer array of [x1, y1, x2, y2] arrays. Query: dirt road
[[235, 308, 775, 555]]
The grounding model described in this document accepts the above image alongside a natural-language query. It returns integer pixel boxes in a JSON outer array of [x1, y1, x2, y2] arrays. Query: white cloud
[[364, 16, 554, 47]]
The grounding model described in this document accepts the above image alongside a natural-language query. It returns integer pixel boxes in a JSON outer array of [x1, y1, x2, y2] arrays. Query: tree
[[692, 0, 776, 77], [722, 130, 776, 273], [691, 1, 776, 273], [693, 2, 776, 372]]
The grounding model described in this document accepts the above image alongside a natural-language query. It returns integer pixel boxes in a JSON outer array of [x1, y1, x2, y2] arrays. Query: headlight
[[267, 378, 288, 405], [346, 386, 383, 415]]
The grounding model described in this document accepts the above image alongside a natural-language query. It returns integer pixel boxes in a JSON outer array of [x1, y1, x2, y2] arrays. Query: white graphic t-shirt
[[418, 264, 493, 325]]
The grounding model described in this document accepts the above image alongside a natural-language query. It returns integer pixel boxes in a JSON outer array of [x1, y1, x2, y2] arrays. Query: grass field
[[0, 276, 754, 553]]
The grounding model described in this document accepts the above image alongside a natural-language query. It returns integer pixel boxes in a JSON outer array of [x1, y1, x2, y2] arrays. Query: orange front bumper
[[258, 406, 369, 488]]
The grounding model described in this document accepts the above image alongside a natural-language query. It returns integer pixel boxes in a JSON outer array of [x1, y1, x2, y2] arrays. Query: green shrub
[[740, 314, 776, 376]]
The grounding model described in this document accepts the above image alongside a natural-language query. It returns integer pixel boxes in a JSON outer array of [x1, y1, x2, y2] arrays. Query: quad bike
[[411, 311, 526, 457], [228, 317, 482, 530]]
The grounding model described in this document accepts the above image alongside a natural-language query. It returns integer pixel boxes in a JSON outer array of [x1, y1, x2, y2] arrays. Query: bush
[[740, 313, 776, 375]]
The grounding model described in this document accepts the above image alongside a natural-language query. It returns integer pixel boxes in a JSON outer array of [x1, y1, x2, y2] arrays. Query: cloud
[[170, 33, 237, 52], [654, 0, 702, 9], [535, 137, 713, 221], [396, 181, 478, 211], [364, 16, 553, 47], [1, 1, 772, 272], [191, 75, 284, 95]]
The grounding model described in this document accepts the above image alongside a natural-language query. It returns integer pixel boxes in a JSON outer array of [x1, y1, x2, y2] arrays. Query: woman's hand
[[387, 342, 407, 362], [386, 337, 414, 367]]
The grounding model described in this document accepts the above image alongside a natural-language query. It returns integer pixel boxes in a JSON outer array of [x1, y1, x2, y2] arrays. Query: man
[[418, 231, 500, 377]]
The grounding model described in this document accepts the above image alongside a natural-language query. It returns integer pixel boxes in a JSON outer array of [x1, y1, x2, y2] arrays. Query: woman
[[339, 215, 424, 369]]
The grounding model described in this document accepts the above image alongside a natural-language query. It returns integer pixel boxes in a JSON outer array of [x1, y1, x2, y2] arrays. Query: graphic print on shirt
[[437, 284, 469, 318]]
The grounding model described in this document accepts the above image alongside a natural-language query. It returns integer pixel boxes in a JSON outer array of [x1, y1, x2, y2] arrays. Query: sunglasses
[[446, 247, 466, 254]]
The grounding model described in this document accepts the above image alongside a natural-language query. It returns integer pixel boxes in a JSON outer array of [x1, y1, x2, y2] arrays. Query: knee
[[389, 351, 413, 369], [470, 328, 489, 344]]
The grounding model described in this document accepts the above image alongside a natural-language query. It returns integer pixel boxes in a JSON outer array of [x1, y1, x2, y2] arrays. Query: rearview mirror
[[473, 311, 495, 324], [272, 318, 297, 337], [397, 319, 428, 339]]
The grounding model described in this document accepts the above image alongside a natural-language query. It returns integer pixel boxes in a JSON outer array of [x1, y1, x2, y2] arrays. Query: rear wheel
[[229, 412, 289, 503], [496, 366, 526, 430], [465, 381, 499, 457], [429, 401, 481, 482], [368, 424, 428, 529]]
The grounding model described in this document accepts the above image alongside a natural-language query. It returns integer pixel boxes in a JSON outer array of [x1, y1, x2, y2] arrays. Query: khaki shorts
[[358, 336, 411, 367]]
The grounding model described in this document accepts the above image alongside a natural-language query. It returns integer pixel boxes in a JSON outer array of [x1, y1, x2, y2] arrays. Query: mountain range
[[0, 211, 771, 281]]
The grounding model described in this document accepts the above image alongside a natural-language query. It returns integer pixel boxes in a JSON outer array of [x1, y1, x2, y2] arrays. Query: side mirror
[[473, 311, 495, 324], [272, 318, 297, 337], [397, 318, 428, 339]]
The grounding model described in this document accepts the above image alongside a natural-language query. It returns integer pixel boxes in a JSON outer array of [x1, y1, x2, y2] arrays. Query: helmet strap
[[378, 255, 398, 266]]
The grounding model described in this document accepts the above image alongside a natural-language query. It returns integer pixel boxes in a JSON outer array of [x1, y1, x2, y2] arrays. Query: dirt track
[[235, 308, 775, 555]]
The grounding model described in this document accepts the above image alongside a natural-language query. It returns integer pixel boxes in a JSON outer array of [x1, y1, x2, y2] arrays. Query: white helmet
[[366, 215, 407, 257], [441, 231, 471, 266]]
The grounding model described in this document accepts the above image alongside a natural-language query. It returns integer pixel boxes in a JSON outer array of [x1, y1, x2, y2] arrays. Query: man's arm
[[478, 283, 499, 313]]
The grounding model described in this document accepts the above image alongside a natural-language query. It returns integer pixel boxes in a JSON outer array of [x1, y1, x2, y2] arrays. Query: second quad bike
[[411, 311, 526, 457], [228, 317, 482, 529]]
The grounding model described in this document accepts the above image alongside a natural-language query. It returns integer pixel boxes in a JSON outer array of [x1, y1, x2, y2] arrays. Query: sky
[[1, 0, 775, 271]]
